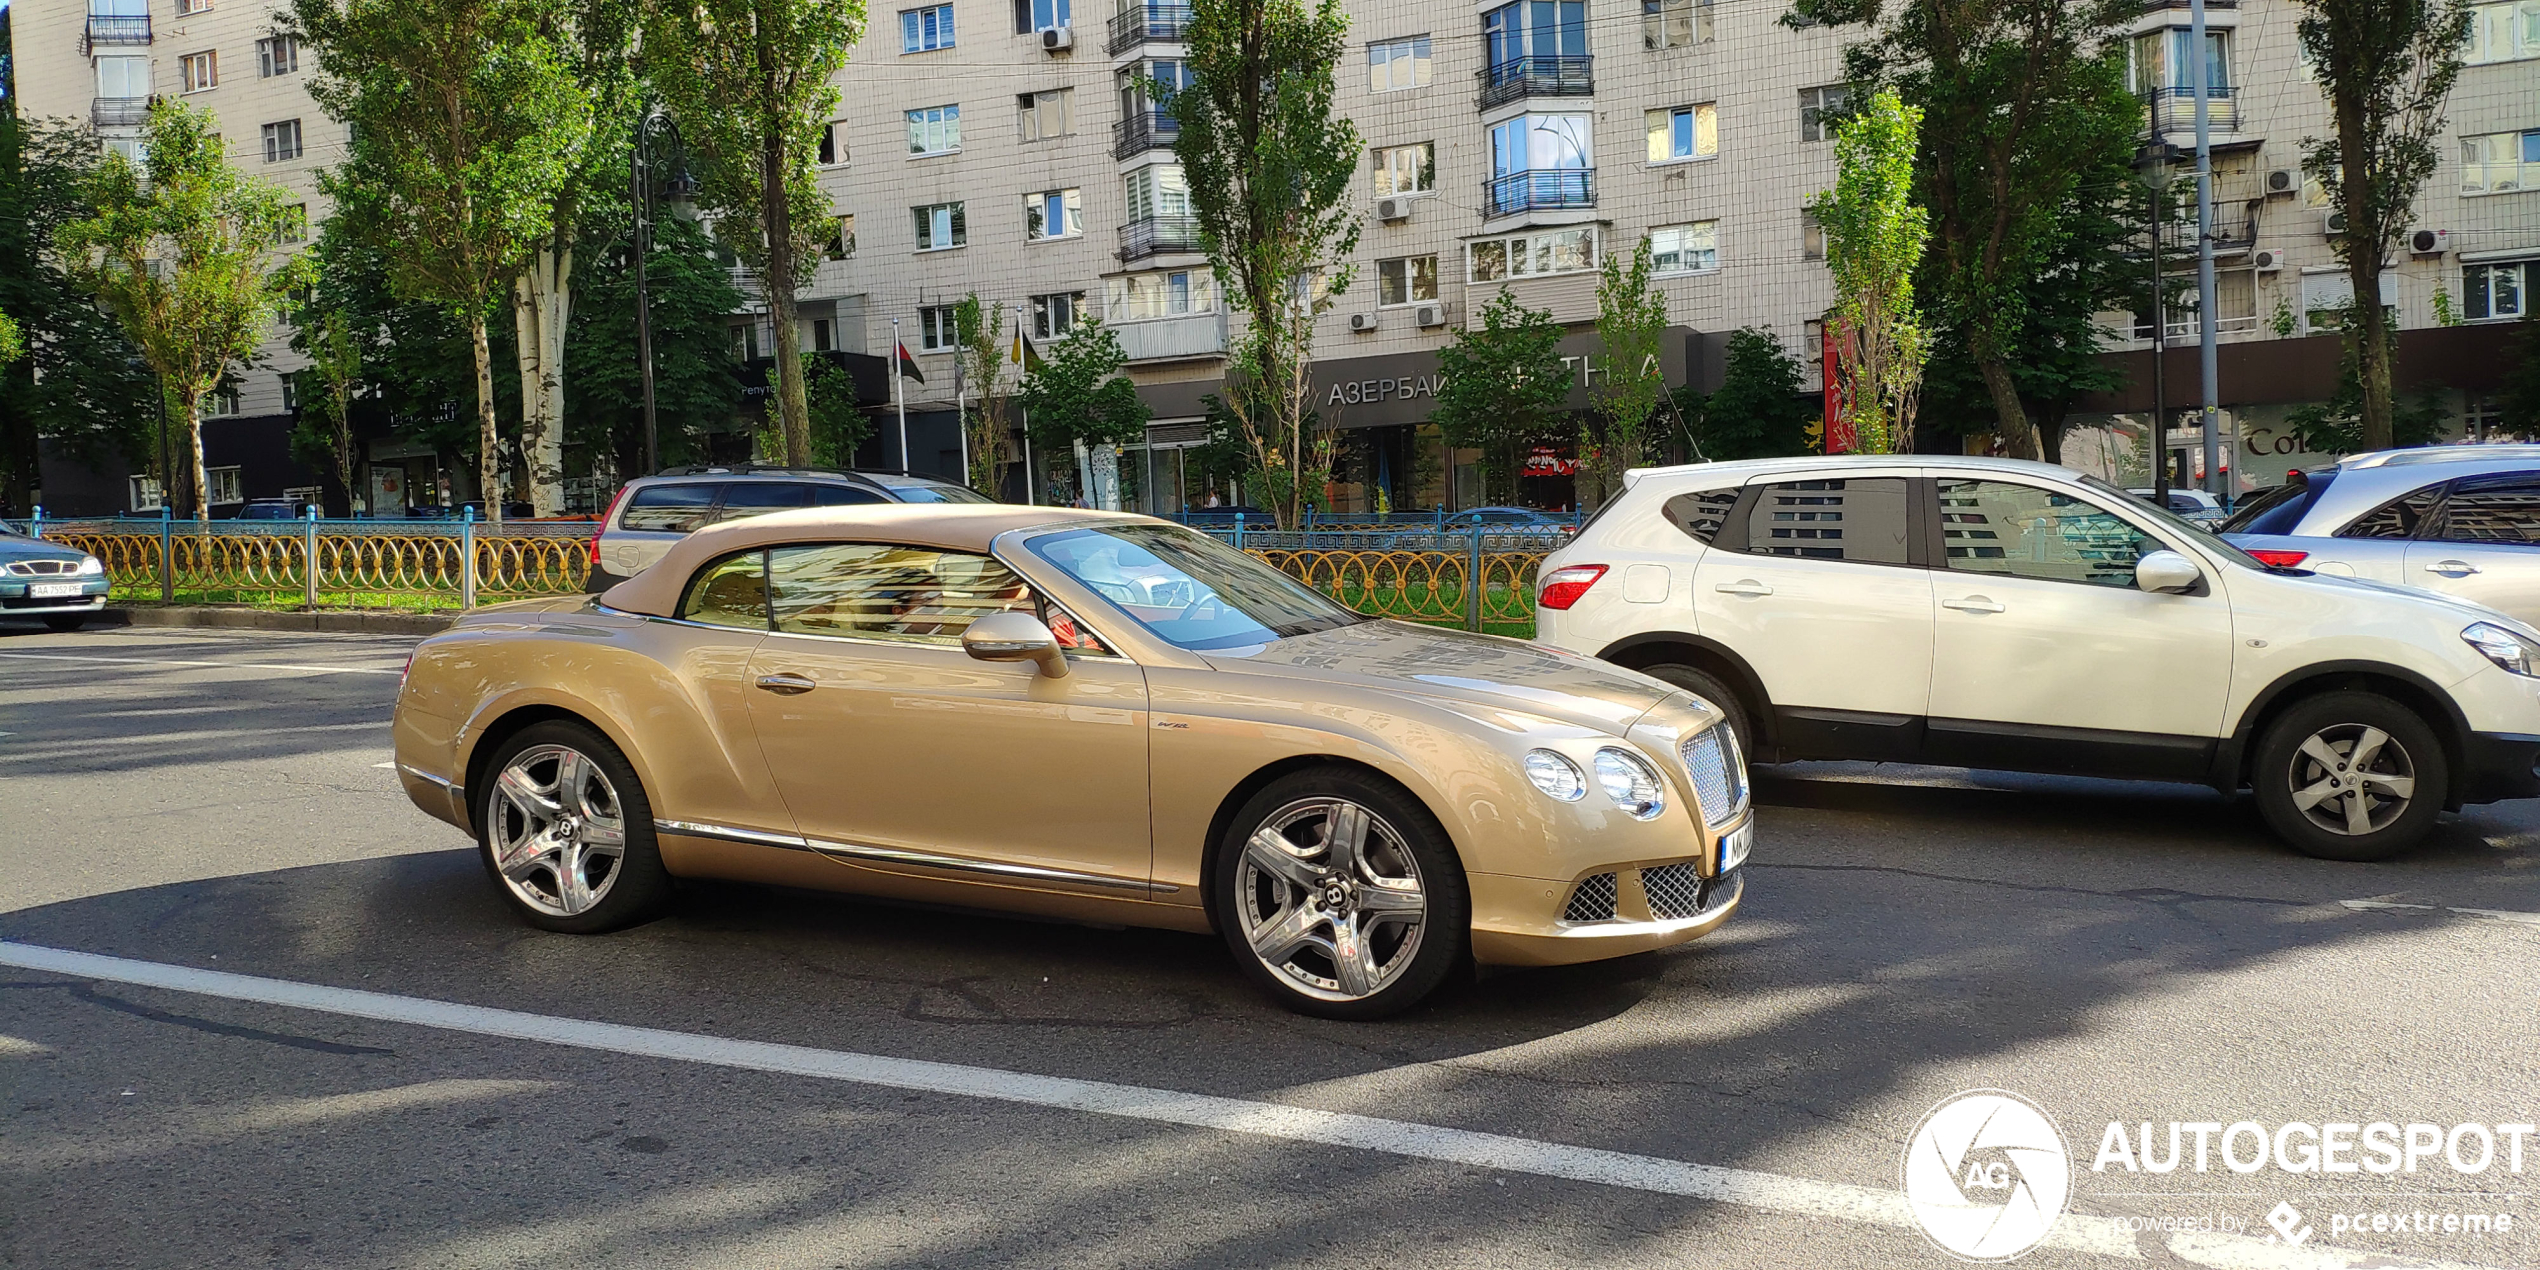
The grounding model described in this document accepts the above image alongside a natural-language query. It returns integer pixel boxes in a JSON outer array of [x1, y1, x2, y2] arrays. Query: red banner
[[1822, 318, 1856, 456]]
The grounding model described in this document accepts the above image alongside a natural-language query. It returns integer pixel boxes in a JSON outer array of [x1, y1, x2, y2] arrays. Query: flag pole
[[1021, 408, 1034, 506], [892, 317, 909, 475]]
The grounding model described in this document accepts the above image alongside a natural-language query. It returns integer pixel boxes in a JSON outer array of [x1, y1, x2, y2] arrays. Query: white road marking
[[0, 942, 2500, 1270], [0, 652, 402, 677], [2342, 899, 2540, 927]]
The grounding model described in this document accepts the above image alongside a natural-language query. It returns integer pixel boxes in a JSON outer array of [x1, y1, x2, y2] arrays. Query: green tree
[[2283, 305, 2449, 453], [2296, 0, 2471, 451], [288, 260, 364, 514], [801, 357, 871, 467], [1168, 0, 1361, 528], [2499, 317, 2540, 442], [1693, 328, 1816, 460], [1020, 320, 1152, 504], [1434, 291, 1568, 505], [1809, 88, 1930, 455], [565, 210, 745, 478], [58, 102, 307, 521], [647, 0, 864, 470], [1589, 235, 1667, 509], [950, 293, 1012, 499], [292, 0, 597, 524], [0, 312, 21, 367]]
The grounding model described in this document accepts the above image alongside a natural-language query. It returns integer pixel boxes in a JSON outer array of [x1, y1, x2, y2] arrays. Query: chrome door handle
[[1714, 581, 1775, 597], [2425, 560, 2481, 577], [755, 673, 816, 694], [1940, 596, 2005, 614]]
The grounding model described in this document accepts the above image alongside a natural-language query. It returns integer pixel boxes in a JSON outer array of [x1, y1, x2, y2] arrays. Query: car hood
[[2285, 569, 2540, 638], [0, 535, 89, 564], [1200, 618, 1674, 736]]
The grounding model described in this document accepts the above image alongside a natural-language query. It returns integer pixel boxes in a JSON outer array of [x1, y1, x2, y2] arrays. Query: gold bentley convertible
[[392, 506, 1750, 1018]]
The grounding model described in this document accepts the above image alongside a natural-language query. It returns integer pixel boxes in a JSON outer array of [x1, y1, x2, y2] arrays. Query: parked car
[[1534, 455, 2540, 861], [1442, 507, 1577, 533], [0, 524, 110, 631], [2221, 445, 2540, 628], [587, 466, 992, 586], [2127, 486, 2228, 528], [233, 497, 318, 520], [394, 505, 1751, 1018]]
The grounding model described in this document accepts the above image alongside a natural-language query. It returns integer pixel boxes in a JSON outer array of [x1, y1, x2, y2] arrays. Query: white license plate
[[29, 582, 84, 598], [1721, 821, 1753, 872]]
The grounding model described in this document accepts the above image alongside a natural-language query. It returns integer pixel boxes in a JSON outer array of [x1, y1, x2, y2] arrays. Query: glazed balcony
[[1106, 3, 1191, 55], [1117, 213, 1202, 262], [1475, 56, 1593, 111], [1482, 169, 1595, 217], [1111, 108, 1179, 160]]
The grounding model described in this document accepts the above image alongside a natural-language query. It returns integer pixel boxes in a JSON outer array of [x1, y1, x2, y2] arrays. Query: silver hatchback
[[589, 466, 993, 585], [2222, 445, 2540, 627]]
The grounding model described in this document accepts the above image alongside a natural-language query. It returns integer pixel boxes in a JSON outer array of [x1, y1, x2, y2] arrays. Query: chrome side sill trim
[[655, 819, 816, 852], [652, 818, 1174, 894]]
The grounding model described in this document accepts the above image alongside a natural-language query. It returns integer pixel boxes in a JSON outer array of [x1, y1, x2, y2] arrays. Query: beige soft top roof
[[599, 503, 1154, 617]]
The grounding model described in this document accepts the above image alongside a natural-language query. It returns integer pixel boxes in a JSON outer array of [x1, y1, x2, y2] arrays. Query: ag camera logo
[[1904, 1089, 2073, 1261]]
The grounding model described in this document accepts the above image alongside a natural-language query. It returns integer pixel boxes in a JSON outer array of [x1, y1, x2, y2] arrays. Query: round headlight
[[76, 555, 105, 576], [1524, 749, 1586, 802], [1593, 748, 1667, 820]]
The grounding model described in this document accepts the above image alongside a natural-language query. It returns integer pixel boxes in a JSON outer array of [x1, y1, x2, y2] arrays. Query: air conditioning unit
[[1376, 196, 1412, 223], [2408, 227, 2449, 256], [1040, 25, 1072, 50], [1348, 312, 1379, 334], [1414, 302, 1446, 329], [2252, 247, 2284, 272], [2264, 168, 2299, 197], [2322, 209, 2348, 236]]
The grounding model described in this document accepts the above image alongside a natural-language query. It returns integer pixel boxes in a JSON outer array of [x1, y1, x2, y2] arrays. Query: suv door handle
[[1714, 581, 1775, 597], [1940, 596, 2005, 614], [2424, 559, 2481, 577], [755, 673, 816, 694]]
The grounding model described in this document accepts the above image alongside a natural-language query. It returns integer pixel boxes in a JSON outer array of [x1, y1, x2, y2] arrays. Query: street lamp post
[[2189, 0, 2222, 499], [2139, 145, 2176, 510], [631, 105, 678, 478]]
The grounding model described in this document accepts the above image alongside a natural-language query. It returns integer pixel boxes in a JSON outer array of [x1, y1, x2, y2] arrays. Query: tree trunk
[[1976, 355, 2039, 459], [513, 241, 572, 516], [185, 392, 210, 527], [760, 141, 810, 469], [2336, 96, 2394, 453], [470, 312, 503, 527]]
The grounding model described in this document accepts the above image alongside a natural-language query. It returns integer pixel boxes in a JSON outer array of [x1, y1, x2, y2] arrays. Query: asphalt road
[[1, 623, 2534, 1270]]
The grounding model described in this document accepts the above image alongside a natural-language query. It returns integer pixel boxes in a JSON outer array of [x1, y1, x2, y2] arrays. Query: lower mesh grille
[[1562, 872, 1618, 922], [1641, 862, 1706, 920]]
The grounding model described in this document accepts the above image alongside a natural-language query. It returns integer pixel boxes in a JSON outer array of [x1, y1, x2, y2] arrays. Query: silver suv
[[2222, 445, 2540, 627], [589, 466, 992, 585]]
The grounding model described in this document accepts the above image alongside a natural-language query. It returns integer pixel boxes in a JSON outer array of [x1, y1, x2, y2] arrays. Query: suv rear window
[[620, 483, 721, 532], [2219, 469, 2333, 535], [710, 482, 813, 523], [1662, 488, 1741, 544]]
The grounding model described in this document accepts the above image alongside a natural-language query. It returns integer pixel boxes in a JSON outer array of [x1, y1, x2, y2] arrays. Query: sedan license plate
[[29, 582, 84, 598], [1720, 821, 1753, 872]]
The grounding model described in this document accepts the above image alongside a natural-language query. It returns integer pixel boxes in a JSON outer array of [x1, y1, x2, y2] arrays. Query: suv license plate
[[29, 582, 83, 598]]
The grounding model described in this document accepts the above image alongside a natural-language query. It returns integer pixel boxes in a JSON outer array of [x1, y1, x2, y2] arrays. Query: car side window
[[711, 483, 812, 523], [1939, 480, 2156, 587], [620, 483, 722, 533], [1746, 478, 1910, 563], [2338, 484, 2443, 539], [1663, 488, 1741, 544], [813, 483, 889, 506], [2432, 479, 2540, 545], [768, 543, 1040, 645], [678, 550, 770, 629]]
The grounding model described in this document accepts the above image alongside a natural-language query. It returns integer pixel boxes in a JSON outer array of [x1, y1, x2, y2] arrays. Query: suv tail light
[[1538, 564, 1609, 610], [589, 483, 635, 568], [2247, 548, 2309, 568]]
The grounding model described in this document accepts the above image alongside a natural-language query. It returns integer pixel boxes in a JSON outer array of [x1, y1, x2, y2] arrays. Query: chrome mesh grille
[[1641, 862, 1707, 920], [1679, 726, 1747, 829], [5, 560, 76, 576], [1561, 872, 1617, 922]]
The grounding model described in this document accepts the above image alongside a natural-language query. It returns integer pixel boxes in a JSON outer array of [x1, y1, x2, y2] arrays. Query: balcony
[[1106, 3, 1191, 55], [1475, 56, 1594, 111], [1114, 311, 1224, 362], [2141, 86, 2240, 137], [1117, 214, 1202, 262], [81, 13, 152, 52], [91, 96, 151, 128], [1482, 170, 1595, 218], [1111, 108, 1179, 160]]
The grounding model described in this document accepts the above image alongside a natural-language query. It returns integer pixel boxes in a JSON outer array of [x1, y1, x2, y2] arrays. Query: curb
[[97, 606, 456, 637]]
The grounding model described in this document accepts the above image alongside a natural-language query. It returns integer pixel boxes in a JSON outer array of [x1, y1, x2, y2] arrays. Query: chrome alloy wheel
[[1234, 797, 1428, 1002], [2287, 723, 2417, 837], [488, 744, 628, 917]]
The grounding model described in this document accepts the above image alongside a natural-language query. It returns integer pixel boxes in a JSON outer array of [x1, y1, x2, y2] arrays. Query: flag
[[894, 342, 925, 384], [1011, 330, 1044, 374]]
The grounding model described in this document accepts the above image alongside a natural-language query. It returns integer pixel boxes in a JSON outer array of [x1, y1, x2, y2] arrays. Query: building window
[[812, 318, 834, 352], [201, 387, 241, 419], [1020, 0, 1070, 33], [1376, 255, 1438, 306], [1799, 85, 1851, 141], [730, 323, 762, 360], [261, 120, 303, 163], [1491, 113, 1593, 177], [912, 201, 966, 250], [257, 35, 299, 77], [1641, 0, 1712, 49], [827, 214, 856, 260], [2461, 129, 2539, 195], [95, 55, 151, 100], [901, 2, 954, 52], [181, 51, 217, 93], [1649, 220, 1719, 274], [906, 104, 960, 156], [280, 375, 300, 410], [1646, 104, 1719, 163], [1030, 291, 1084, 338], [130, 476, 165, 512], [1024, 188, 1083, 240], [1372, 142, 1435, 197], [1122, 164, 1192, 221], [1367, 35, 1434, 91], [1466, 226, 1597, 282], [1105, 269, 1215, 322], [175, 0, 212, 14], [1017, 88, 1074, 141], [817, 121, 847, 166], [1802, 208, 1825, 260], [2466, 261, 2531, 320], [2464, 0, 2540, 63], [2128, 28, 2231, 94], [206, 466, 244, 504], [1483, 1, 1586, 68], [918, 305, 960, 351], [281, 204, 308, 244]]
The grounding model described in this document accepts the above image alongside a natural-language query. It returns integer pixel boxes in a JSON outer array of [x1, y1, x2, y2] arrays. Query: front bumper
[[0, 581, 109, 616], [2455, 731, 2540, 806], [1470, 866, 1743, 966]]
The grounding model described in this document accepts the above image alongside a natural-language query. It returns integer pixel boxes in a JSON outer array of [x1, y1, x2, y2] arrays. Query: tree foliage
[[1691, 329, 1816, 461], [1590, 236, 1667, 508], [288, 235, 366, 512], [1809, 88, 1929, 455], [2296, 0, 2470, 451], [1434, 291, 1568, 506], [1168, 0, 1361, 528], [2283, 305, 2449, 453], [2499, 317, 2540, 442], [1020, 320, 1152, 503], [564, 185, 746, 480]]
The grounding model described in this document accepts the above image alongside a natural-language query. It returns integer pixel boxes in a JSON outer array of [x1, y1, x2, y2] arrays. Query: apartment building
[[11, 0, 2534, 513]]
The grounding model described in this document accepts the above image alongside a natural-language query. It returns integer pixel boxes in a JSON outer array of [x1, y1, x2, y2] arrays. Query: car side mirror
[[2135, 549, 2202, 594], [962, 611, 1070, 678]]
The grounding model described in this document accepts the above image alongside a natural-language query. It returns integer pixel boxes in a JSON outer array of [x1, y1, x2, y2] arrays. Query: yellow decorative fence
[[1251, 547, 1547, 632]]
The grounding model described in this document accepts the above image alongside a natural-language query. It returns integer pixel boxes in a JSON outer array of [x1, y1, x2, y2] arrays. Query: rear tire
[[1640, 663, 1756, 761], [41, 615, 87, 632], [2252, 691, 2446, 862], [475, 720, 674, 933]]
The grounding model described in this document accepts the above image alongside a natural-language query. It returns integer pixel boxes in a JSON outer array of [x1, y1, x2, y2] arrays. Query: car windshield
[[1027, 523, 1364, 650], [868, 475, 995, 505], [2080, 475, 2270, 571]]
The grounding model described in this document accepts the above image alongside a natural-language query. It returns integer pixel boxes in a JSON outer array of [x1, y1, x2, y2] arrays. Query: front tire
[[2252, 691, 2446, 862], [476, 721, 673, 932], [42, 614, 87, 632], [1213, 769, 1469, 1021], [1640, 663, 1755, 761]]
